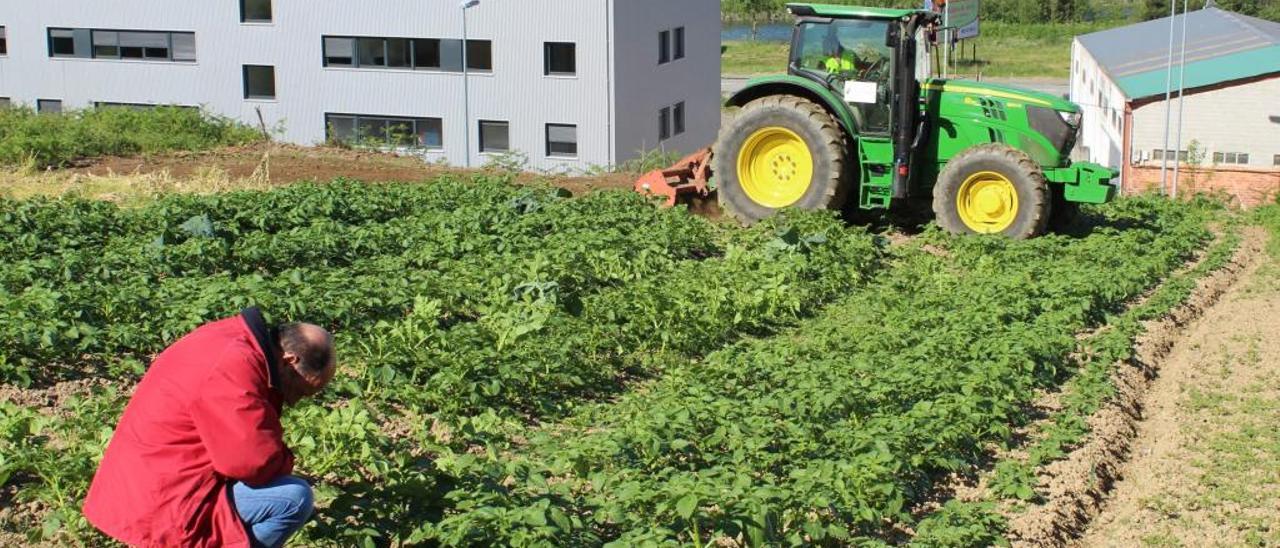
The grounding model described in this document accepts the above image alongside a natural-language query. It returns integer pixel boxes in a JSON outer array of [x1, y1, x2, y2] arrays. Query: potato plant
[[0, 176, 1231, 547]]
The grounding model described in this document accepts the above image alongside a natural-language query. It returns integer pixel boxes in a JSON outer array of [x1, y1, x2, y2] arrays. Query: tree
[[1143, 0, 1171, 20], [723, 0, 781, 39]]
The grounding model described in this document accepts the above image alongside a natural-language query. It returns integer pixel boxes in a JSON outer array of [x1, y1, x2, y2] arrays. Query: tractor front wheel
[[714, 95, 849, 225], [933, 144, 1050, 239]]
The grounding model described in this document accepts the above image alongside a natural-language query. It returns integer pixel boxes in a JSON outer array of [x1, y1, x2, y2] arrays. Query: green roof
[[1078, 8, 1280, 100], [1115, 44, 1280, 100], [786, 3, 923, 20]]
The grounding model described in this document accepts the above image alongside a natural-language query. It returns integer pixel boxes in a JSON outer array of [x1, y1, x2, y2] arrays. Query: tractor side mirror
[[886, 24, 901, 48]]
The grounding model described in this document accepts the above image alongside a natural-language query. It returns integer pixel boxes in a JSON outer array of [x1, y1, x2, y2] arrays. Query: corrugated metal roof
[[1077, 7, 1280, 100]]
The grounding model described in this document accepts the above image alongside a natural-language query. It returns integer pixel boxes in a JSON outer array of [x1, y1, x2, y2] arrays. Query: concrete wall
[[0, 0, 721, 172], [1130, 74, 1280, 171], [1070, 40, 1127, 169], [610, 0, 721, 165]]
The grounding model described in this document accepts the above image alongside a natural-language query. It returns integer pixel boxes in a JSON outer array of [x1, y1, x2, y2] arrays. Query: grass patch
[[722, 40, 791, 75], [722, 22, 1113, 79], [0, 106, 262, 169]]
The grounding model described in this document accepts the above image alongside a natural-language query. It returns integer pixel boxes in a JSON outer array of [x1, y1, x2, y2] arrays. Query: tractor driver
[[821, 25, 887, 83]]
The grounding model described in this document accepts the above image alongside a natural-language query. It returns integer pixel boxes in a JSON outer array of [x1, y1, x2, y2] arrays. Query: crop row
[[397, 198, 1217, 546]]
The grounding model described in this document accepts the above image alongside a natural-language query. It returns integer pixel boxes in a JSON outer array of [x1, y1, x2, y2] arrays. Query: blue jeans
[[232, 475, 314, 548]]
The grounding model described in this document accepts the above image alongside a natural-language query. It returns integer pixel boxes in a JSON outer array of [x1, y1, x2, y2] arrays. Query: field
[[722, 22, 1109, 79], [2, 143, 1274, 546]]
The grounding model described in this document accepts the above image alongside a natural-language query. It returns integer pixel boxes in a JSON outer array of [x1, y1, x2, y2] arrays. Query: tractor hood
[[922, 79, 1078, 114]]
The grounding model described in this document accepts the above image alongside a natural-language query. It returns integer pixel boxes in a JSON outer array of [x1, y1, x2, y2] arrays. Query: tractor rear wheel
[[932, 144, 1050, 239], [714, 95, 849, 225]]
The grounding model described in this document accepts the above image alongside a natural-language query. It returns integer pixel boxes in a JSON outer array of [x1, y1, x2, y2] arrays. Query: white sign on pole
[[946, 0, 981, 40]]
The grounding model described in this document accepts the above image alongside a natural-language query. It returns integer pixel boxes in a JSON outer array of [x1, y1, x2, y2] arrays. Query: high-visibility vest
[[825, 56, 855, 74]]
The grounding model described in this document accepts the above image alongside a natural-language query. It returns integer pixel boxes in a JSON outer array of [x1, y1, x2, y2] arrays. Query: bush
[[0, 106, 262, 168]]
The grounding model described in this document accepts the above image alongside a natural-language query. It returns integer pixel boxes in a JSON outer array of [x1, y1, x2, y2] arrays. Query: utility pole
[[1172, 0, 1189, 199], [1160, 0, 1176, 195], [460, 0, 480, 168]]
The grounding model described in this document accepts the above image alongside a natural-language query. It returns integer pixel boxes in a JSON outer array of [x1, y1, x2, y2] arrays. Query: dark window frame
[[1274, 154, 1280, 167], [0, 26, 8, 56], [37, 99, 62, 114], [546, 123, 578, 158], [659, 106, 671, 141], [659, 30, 670, 64], [48, 27, 195, 62], [673, 101, 686, 135], [49, 28, 77, 57], [94, 101, 198, 111], [324, 112, 443, 150], [240, 0, 274, 23], [544, 42, 576, 76], [673, 27, 685, 60], [242, 65, 276, 100], [322, 35, 490, 72], [478, 120, 510, 153]]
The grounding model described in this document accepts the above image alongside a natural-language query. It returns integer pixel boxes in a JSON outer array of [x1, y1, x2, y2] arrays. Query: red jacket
[[84, 310, 294, 547]]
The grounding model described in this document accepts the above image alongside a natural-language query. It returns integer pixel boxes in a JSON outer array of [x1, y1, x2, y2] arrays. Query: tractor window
[[791, 19, 893, 135]]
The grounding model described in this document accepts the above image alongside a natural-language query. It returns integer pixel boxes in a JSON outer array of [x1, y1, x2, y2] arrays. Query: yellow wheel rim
[[956, 171, 1019, 234], [736, 127, 814, 208]]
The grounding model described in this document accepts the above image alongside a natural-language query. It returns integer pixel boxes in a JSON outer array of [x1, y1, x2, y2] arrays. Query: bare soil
[[998, 228, 1268, 547], [1076, 231, 1280, 547], [70, 143, 642, 196]]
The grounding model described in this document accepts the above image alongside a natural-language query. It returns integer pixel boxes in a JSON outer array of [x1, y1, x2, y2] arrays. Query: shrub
[[0, 105, 262, 168]]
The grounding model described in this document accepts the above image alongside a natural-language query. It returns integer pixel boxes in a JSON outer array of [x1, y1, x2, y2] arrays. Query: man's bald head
[[278, 323, 334, 376]]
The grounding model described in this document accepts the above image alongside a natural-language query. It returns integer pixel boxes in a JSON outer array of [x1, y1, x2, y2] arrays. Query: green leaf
[[676, 494, 698, 520]]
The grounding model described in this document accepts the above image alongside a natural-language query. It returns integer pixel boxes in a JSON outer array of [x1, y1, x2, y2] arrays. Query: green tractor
[[635, 3, 1116, 238]]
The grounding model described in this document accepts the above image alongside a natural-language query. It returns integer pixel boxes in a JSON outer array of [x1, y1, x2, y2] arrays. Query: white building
[[1071, 7, 1280, 195], [0, 0, 721, 171]]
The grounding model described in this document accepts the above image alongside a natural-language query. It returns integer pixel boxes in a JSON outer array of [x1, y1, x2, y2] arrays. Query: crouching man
[[84, 308, 336, 548]]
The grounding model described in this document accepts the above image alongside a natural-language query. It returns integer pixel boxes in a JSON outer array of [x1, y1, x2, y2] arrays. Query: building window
[[240, 0, 273, 23], [673, 101, 686, 135], [49, 28, 195, 62], [0, 98, 10, 109], [93, 31, 119, 58], [1152, 149, 1187, 162], [325, 113, 442, 150], [1213, 151, 1250, 165], [659, 30, 670, 64], [324, 37, 354, 66], [95, 102, 197, 111], [243, 65, 276, 100], [659, 106, 671, 141], [323, 36, 488, 72], [50, 29, 77, 56], [1274, 154, 1280, 167], [479, 120, 509, 153], [546, 124, 577, 158], [358, 37, 387, 67], [465, 40, 491, 71], [0, 27, 7, 55], [413, 39, 441, 70], [37, 99, 62, 114], [544, 42, 575, 76], [674, 27, 685, 60]]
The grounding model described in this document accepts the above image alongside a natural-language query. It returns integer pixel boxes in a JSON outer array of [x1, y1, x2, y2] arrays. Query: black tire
[[713, 95, 849, 225], [932, 144, 1050, 240], [1049, 187, 1081, 233]]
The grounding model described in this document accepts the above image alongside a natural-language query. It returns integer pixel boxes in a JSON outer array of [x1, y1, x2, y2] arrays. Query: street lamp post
[[460, 0, 479, 168]]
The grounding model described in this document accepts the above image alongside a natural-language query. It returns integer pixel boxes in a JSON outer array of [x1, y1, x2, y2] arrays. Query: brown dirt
[[70, 143, 643, 195], [1075, 230, 1280, 547], [998, 227, 1271, 547]]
